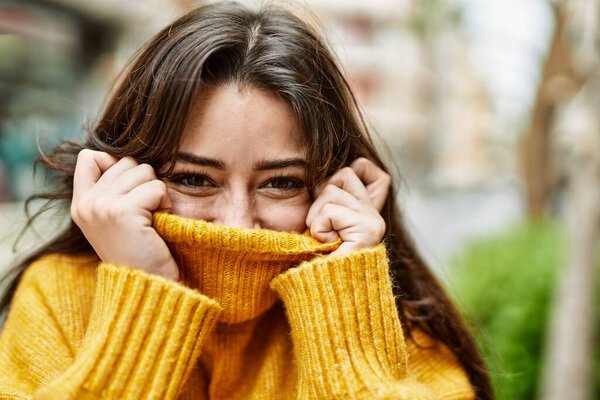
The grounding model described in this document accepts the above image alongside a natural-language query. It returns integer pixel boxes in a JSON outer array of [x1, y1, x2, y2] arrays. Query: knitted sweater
[[0, 212, 475, 399]]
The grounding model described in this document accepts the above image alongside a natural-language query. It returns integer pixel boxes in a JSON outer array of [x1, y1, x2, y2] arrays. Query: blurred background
[[0, 0, 599, 398]]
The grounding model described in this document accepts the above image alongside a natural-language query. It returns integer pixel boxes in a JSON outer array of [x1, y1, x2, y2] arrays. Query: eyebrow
[[175, 152, 306, 171], [254, 158, 306, 171], [176, 153, 225, 169]]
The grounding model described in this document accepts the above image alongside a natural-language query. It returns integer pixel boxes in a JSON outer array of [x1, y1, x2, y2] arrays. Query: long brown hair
[[0, 2, 492, 398]]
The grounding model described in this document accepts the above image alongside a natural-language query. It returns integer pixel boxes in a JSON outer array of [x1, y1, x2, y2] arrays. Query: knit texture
[[0, 212, 475, 399], [152, 212, 339, 323]]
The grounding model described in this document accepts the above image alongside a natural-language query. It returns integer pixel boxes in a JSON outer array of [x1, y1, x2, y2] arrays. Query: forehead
[[179, 84, 306, 162]]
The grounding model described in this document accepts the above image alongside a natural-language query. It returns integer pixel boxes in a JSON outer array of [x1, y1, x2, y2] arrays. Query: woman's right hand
[[71, 149, 179, 281]]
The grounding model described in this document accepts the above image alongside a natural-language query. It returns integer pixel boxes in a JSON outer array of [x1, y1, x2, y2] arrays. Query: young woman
[[0, 2, 492, 399]]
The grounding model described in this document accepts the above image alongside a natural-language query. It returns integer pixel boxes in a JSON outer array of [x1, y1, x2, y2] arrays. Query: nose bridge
[[220, 186, 255, 229]]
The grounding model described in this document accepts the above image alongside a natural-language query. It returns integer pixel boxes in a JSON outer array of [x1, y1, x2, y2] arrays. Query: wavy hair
[[0, 2, 492, 398]]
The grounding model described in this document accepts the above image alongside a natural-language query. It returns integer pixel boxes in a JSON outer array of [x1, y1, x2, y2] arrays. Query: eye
[[263, 176, 305, 190], [167, 173, 215, 189]]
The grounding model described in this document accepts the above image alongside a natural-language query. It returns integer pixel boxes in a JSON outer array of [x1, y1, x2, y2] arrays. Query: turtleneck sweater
[[0, 212, 475, 399]]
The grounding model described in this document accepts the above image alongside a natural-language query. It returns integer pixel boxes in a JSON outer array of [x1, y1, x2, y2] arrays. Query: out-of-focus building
[[0, 0, 182, 266], [305, 0, 494, 187], [0, 0, 181, 201], [1, 0, 509, 269], [1, 0, 496, 201]]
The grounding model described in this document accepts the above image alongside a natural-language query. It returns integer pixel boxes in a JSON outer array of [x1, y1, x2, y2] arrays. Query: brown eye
[[264, 177, 305, 190], [167, 173, 215, 189]]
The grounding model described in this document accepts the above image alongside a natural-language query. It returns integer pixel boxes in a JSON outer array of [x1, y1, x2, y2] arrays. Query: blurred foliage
[[449, 221, 600, 399]]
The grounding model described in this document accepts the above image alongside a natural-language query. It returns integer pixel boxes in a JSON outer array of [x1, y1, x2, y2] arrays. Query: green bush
[[448, 221, 599, 399]]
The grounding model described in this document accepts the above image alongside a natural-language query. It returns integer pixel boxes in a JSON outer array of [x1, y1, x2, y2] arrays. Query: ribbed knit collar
[[151, 212, 340, 324]]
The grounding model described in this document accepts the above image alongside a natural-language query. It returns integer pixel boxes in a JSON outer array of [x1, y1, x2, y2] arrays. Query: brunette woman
[[0, 2, 491, 399]]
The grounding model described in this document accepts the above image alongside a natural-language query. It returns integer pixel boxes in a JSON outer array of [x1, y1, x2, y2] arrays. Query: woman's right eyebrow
[[175, 152, 225, 170], [254, 158, 306, 171]]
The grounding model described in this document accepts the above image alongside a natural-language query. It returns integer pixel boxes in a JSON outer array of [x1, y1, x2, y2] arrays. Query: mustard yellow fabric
[[0, 212, 475, 399]]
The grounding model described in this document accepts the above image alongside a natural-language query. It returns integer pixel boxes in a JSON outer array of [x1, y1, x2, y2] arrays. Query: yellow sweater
[[0, 212, 475, 399]]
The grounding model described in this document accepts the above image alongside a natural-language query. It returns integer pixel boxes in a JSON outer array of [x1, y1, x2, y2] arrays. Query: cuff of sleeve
[[270, 244, 408, 396], [36, 262, 223, 400]]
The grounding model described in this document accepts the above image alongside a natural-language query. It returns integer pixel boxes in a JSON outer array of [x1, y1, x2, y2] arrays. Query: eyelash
[[166, 171, 305, 191], [166, 172, 214, 189], [263, 174, 306, 190]]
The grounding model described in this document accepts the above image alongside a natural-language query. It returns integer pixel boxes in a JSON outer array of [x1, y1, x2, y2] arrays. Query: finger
[[111, 163, 158, 195], [72, 149, 119, 204], [306, 183, 364, 227], [350, 157, 391, 212], [309, 206, 339, 243], [315, 167, 370, 203], [310, 203, 359, 243], [94, 156, 140, 191], [123, 180, 172, 213], [157, 190, 173, 212]]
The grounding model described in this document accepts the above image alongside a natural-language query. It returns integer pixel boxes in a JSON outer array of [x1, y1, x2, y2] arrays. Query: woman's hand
[[306, 157, 391, 256], [71, 149, 179, 280]]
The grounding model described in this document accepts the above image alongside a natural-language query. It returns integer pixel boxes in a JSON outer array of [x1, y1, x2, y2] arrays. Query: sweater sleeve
[[0, 256, 222, 400], [269, 244, 475, 400]]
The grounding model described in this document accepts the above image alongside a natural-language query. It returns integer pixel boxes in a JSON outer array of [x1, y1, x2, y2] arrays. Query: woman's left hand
[[306, 157, 391, 256]]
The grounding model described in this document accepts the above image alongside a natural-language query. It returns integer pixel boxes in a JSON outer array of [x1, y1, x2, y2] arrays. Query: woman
[[0, 2, 492, 399]]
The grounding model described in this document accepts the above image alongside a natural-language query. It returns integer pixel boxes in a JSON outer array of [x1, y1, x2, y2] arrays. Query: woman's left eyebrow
[[254, 158, 307, 171]]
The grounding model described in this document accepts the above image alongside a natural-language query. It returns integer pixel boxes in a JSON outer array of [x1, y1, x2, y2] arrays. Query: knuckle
[[310, 219, 323, 233], [351, 157, 368, 168], [340, 166, 355, 178], [148, 179, 167, 191], [86, 198, 107, 218], [73, 200, 92, 223], [121, 156, 137, 166], [151, 179, 167, 192], [323, 184, 338, 195], [105, 202, 124, 219], [322, 202, 335, 214], [88, 199, 103, 217], [139, 163, 156, 177], [77, 148, 93, 163], [359, 157, 373, 165]]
